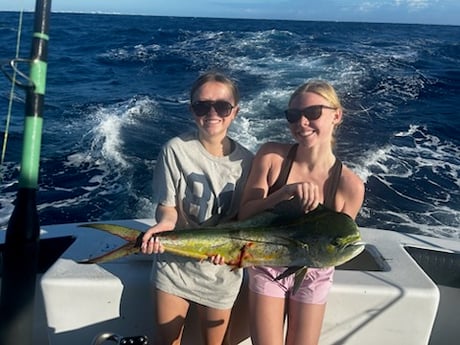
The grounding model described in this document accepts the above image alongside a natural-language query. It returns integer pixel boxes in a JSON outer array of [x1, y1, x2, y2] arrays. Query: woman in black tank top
[[238, 80, 364, 345]]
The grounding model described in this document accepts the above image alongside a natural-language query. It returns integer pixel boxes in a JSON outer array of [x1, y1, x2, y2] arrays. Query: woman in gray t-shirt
[[141, 71, 253, 345]]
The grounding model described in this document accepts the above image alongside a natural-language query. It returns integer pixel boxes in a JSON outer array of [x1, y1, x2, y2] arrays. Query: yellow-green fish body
[[80, 202, 365, 271]]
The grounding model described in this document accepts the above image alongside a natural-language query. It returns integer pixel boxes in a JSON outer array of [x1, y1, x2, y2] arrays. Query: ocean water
[[0, 12, 459, 239]]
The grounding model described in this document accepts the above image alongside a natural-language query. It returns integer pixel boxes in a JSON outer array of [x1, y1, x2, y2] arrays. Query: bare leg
[[286, 300, 326, 345], [226, 278, 251, 345], [249, 290, 286, 345], [196, 304, 232, 345], [155, 289, 190, 345]]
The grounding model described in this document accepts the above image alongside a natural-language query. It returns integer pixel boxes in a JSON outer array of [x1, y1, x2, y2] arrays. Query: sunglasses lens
[[304, 105, 322, 120], [285, 105, 324, 123], [192, 101, 234, 117], [192, 102, 211, 117], [213, 101, 233, 117], [285, 109, 302, 123]]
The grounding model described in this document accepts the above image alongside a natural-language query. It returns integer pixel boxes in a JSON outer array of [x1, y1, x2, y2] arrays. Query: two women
[[143, 76, 364, 345]]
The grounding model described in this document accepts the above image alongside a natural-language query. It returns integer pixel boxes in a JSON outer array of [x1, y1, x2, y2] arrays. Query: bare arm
[[336, 166, 365, 220], [238, 143, 313, 220], [239, 145, 276, 220]]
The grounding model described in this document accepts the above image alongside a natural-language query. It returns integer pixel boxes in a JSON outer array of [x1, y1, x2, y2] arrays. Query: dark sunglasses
[[285, 105, 336, 123], [191, 100, 235, 118]]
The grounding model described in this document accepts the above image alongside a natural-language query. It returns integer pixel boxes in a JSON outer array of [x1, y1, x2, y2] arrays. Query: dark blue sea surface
[[1, 12, 459, 238]]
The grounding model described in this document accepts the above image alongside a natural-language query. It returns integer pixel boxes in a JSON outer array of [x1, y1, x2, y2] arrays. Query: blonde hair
[[288, 79, 342, 111]]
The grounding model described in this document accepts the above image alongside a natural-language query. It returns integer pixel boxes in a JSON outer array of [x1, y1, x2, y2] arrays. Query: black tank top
[[268, 144, 342, 209]]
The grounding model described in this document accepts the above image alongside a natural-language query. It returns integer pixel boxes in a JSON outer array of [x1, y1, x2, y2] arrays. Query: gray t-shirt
[[151, 130, 253, 309]]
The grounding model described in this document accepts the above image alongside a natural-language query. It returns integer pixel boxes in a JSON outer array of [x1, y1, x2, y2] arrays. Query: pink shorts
[[248, 266, 334, 304]]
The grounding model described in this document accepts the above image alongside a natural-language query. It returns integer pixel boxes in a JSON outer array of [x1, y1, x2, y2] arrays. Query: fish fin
[[213, 198, 319, 229], [271, 198, 305, 218], [274, 266, 309, 295], [79, 242, 140, 264], [216, 212, 280, 229], [80, 223, 144, 242], [274, 266, 303, 281], [292, 266, 309, 295], [271, 198, 331, 218], [268, 198, 323, 226]]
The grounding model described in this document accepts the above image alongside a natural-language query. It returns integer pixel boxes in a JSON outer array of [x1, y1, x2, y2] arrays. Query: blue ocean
[[1, 12, 459, 239]]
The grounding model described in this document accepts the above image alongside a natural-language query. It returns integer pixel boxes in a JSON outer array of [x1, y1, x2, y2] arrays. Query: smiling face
[[288, 91, 341, 148], [190, 81, 239, 141]]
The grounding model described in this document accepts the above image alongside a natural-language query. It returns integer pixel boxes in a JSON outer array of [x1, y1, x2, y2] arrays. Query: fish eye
[[331, 238, 341, 246]]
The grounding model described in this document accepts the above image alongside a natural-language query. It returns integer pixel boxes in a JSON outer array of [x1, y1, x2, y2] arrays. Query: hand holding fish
[[140, 204, 226, 265], [141, 224, 169, 254], [142, 226, 225, 265], [141, 204, 177, 254], [280, 182, 320, 213], [208, 254, 225, 265]]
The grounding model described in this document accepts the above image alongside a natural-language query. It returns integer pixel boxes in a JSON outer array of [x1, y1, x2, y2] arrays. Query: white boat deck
[[2, 220, 460, 344]]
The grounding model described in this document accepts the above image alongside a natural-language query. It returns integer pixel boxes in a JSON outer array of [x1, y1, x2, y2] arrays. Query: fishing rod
[[0, 0, 52, 344]]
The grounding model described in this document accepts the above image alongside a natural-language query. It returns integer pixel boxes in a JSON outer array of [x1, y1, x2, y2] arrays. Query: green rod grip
[[18, 116, 43, 188]]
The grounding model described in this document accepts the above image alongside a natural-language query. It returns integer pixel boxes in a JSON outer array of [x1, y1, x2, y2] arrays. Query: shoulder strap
[[268, 144, 298, 195], [323, 158, 342, 209]]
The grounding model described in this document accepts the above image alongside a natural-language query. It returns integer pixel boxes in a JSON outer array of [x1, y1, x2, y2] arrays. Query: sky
[[0, 0, 459, 26]]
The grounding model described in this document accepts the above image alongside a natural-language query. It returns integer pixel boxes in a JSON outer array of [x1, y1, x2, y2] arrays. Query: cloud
[[355, 0, 436, 14], [394, 0, 431, 10], [358, 2, 382, 12]]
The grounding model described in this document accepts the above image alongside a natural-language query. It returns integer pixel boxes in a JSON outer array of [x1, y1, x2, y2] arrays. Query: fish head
[[324, 232, 365, 267], [303, 207, 365, 267]]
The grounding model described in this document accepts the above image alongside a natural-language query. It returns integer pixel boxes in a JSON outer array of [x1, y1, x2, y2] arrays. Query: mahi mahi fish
[[79, 200, 365, 290]]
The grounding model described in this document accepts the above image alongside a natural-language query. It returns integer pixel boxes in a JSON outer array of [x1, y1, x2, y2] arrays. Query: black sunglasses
[[191, 100, 235, 118], [285, 105, 336, 123]]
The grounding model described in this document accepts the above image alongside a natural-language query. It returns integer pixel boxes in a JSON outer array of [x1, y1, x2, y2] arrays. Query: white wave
[[361, 205, 460, 239], [0, 193, 15, 228], [134, 197, 156, 219], [230, 88, 294, 153], [26, 95, 162, 224], [86, 96, 158, 169], [229, 116, 259, 153], [359, 124, 460, 238], [99, 43, 161, 62]]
